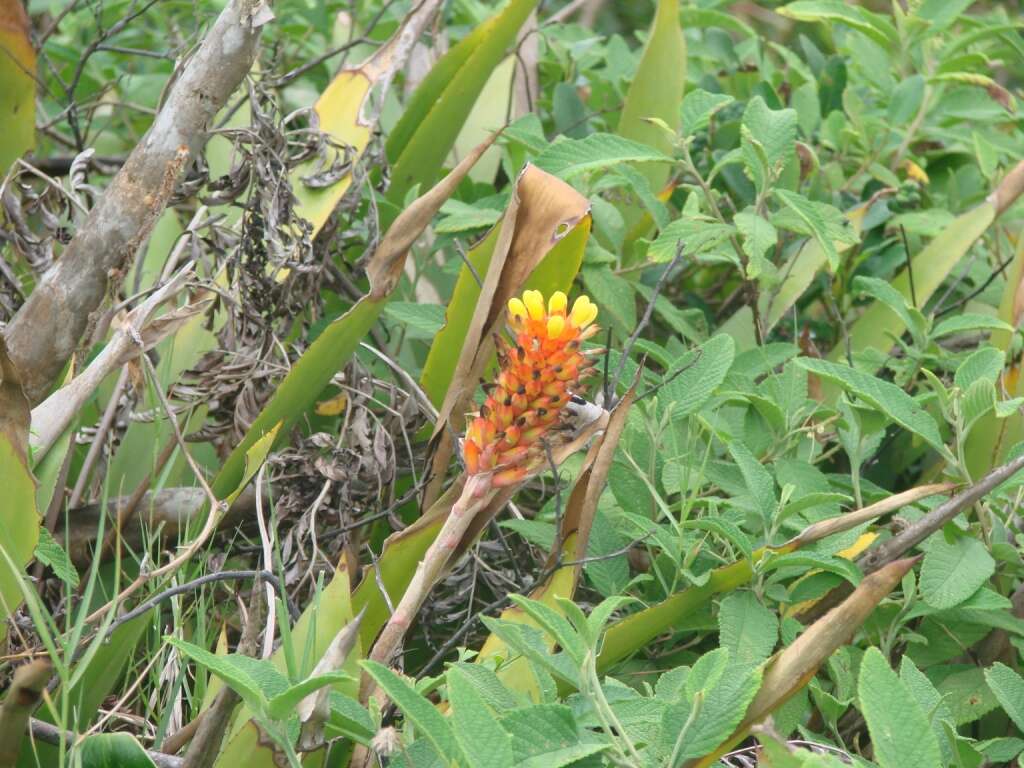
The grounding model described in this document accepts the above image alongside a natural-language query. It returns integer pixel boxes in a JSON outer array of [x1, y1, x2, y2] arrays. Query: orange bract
[[463, 290, 600, 486]]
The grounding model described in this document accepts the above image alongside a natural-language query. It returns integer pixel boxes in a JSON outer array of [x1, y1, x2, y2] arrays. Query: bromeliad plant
[[366, 290, 604, 686]]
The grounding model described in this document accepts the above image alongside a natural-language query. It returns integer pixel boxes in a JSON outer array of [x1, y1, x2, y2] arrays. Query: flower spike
[[464, 290, 600, 485]]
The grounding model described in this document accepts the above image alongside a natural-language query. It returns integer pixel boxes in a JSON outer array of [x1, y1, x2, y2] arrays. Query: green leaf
[[507, 595, 586, 665], [583, 265, 637, 338], [616, 0, 686, 192], [936, 667, 1000, 725], [755, 202, 868, 333], [773, 189, 844, 270], [741, 96, 797, 191], [535, 133, 672, 179], [382, 302, 446, 339], [858, 648, 942, 768], [33, 527, 79, 588], [681, 89, 735, 136], [984, 662, 1024, 732], [763, 552, 862, 586], [899, 657, 956, 765], [779, 492, 853, 522], [852, 276, 928, 346], [915, 0, 977, 28], [962, 378, 996, 435], [168, 638, 287, 716], [660, 334, 736, 418], [955, 347, 1005, 390], [326, 692, 376, 743], [448, 667, 515, 768], [585, 596, 636, 647], [976, 737, 1024, 764], [728, 441, 777, 528], [920, 535, 995, 610], [500, 519, 556, 550], [386, 0, 540, 202], [647, 217, 735, 263], [684, 517, 753, 562], [435, 200, 504, 233], [479, 616, 580, 686], [659, 649, 763, 763], [777, 1, 897, 48], [735, 210, 777, 280], [795, 358, 949, 457], [361, 660, 462, 762], [502, 704, 607, 767], [265, 672, 354, 720], [932, 313, 1013, 339], [78, 733, 158, 768], [889, 75, 926, 124], [718, 592, 779, 665]]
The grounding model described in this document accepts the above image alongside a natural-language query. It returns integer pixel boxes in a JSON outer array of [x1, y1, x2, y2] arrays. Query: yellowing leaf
[[0, 0, 35, 173], [0, 339, 36, 645], [314, 392, 348, 416]]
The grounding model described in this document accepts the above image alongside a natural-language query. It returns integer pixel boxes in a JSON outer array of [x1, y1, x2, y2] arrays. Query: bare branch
[[28, 719, 183, 768], [5, 0, 269, 402]]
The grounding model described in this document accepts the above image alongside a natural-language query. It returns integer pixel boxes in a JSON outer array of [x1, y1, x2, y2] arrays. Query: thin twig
[[899, 225, 917, 308], [83, 353, 229, 624], [636, 351, 700, 402], [860, 451, 1024, 573], [28, 719, 183, 768], [934, 247, 1016, 318], [67, 368, 130, 509], [608, 242, 685, 404], [454, 239, 484, 289], [73, 570, 293, 666], [267, 37, 373, 86], [253, 464, 277, 658]]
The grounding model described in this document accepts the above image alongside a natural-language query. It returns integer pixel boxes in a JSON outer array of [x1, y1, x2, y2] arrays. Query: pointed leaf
[[858, 647, 942, 768], [616, 0, 686, 192]]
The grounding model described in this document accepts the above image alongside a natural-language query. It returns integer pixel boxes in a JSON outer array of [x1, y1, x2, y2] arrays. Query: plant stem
[[362, 473, 495, 698]]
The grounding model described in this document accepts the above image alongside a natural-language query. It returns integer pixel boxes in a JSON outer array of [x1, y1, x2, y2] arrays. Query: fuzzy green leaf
[[858, 648, 942, 768]]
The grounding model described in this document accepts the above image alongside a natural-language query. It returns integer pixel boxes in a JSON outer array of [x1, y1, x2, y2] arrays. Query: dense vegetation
[[2, 0, 1024, 766]]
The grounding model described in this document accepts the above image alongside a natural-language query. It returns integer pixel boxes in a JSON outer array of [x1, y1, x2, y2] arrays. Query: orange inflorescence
[[463, 290, 600, 487]]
